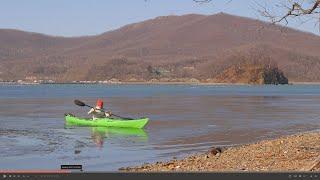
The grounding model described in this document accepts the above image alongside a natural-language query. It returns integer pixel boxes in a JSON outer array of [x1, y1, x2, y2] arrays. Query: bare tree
[[193, 0, 320, 29], [256, 0, 320, 24]]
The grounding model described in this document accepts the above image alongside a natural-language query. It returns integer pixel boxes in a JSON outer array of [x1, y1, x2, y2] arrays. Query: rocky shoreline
[[2, 80, 320, 86], [120, 131, 320, 172], [0, 81, 292, 86]]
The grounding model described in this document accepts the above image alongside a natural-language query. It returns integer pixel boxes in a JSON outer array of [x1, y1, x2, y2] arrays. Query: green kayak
[[65, 114, 149, 129]]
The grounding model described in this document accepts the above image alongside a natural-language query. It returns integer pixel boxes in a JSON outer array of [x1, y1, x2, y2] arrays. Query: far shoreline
[[2, 81, 320, 86]]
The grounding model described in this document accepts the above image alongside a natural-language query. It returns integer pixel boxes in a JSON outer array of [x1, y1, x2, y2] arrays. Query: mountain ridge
[[0, 13, 320, 83]]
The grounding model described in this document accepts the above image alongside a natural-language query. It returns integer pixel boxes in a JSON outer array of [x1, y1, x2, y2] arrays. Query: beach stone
[[210, 147, 222, 155]]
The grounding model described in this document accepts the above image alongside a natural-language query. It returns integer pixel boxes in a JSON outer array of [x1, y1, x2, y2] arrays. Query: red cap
[[96, 99, 103, 109]]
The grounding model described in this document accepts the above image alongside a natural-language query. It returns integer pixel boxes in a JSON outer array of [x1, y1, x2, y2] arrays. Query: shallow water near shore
[[0, 84, 319, 171]]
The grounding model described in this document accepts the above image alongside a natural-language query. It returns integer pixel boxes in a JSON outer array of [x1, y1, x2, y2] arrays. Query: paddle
[[74, 100, 134, 120]]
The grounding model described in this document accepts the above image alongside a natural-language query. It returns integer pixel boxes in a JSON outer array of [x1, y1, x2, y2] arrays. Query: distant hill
[[1, 13, 320, 83]]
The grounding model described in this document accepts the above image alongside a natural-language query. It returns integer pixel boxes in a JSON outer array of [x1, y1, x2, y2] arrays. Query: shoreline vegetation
[[120, 130, 320, 172], [2, 80, 320, 85]]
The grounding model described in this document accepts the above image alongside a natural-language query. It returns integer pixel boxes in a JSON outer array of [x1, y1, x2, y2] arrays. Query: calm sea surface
[[0, 84, 319, 171]]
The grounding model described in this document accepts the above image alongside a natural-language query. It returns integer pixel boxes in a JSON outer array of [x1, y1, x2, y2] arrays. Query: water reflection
[[90, 127, 148, 148]]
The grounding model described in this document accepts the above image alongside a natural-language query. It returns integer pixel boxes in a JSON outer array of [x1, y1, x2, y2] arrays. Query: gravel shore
[[121, 131, 320, 172]]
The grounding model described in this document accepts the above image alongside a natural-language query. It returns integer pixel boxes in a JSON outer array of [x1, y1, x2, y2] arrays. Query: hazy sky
[[0, 0, 318, 37]]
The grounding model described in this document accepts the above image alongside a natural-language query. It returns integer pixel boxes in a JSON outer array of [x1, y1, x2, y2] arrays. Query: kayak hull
[[65, 114, 149, 129]]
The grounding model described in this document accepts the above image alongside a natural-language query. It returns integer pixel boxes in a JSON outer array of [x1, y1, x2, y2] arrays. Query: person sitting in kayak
[[88, 99, 111, 120]]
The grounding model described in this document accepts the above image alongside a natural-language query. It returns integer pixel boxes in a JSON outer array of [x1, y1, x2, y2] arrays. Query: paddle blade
[[74, 100, 86, 107]]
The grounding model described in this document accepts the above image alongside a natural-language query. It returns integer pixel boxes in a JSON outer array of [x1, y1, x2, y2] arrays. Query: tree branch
[[255, 0, 319, 25]]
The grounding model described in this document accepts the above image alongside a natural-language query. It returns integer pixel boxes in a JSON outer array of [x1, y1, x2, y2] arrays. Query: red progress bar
[[0, 170, 71, 173]]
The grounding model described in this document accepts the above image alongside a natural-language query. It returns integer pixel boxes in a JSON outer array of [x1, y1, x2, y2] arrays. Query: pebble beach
[[121, 131, 320, 172]]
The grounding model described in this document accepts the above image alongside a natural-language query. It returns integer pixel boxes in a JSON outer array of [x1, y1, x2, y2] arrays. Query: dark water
[[0, 84, 319, 171]]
